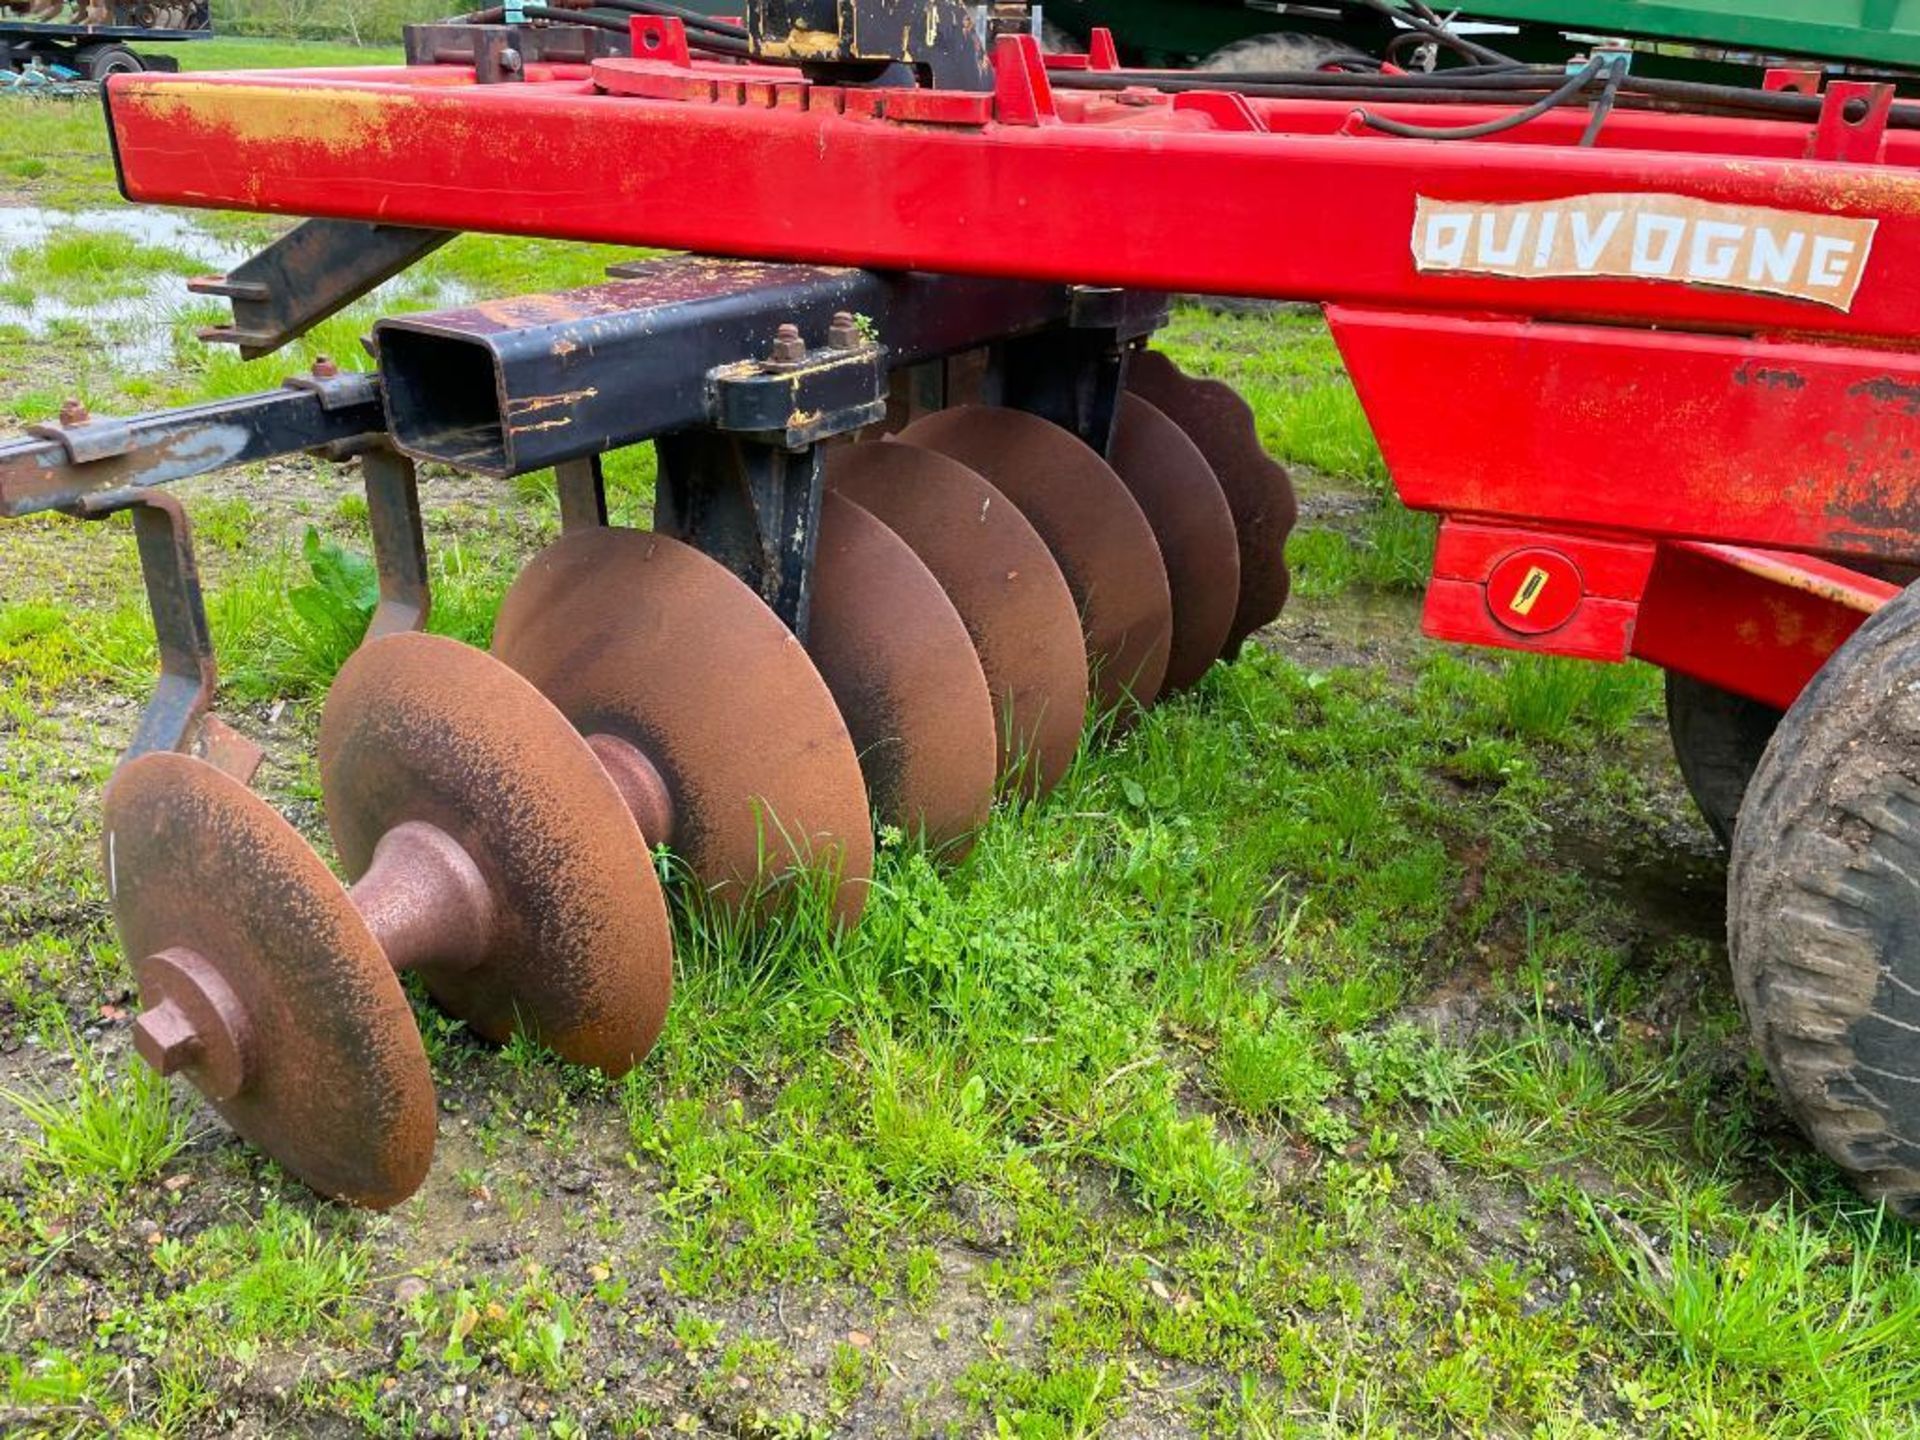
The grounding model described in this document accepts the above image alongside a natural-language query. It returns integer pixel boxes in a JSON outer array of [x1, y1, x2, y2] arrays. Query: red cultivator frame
[[99, 27, 1920, 711], [10, 1, 1920, 1212]]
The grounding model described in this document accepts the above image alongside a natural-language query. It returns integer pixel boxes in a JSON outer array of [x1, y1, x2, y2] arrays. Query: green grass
[[3, 1035, 194, 1189], [156, 35, 404, 69], [3, 230, 205, 307], [1, 48, 1913, 1436]]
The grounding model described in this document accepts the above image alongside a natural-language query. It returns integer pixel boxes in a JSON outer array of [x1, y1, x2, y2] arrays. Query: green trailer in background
[[1043, 0, 1920, 79]]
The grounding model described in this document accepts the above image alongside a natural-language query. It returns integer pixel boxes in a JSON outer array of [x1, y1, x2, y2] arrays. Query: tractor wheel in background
[[81, 45, 143, 80], [1202, 32, 1370, 74], [1664, 672, 1780, 848], [1728, 582, 1920, 1219]]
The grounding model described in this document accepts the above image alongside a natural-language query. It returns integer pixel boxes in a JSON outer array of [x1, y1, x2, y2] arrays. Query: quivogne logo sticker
[[1412, 193, 1878, 310]]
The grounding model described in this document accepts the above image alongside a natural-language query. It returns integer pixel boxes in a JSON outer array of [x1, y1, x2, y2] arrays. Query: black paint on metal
[[998, 286, 1169, 455], [360, 446, 432, 639], [84, 494, 219, 760], [403, 18, 629, 64], [374, 258, 1131, 476], [0, 376, 385, 520], [744, 0, 989, 88], [556, 454, 610, 532], [655, 435, 827, 640], [191, 220, 455, 360]]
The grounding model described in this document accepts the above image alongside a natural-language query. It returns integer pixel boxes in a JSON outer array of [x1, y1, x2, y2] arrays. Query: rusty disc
[[806, 491, 997, 855], [897, 406, 1173, 714], [320, 632, 672, 1077], [1127, 349, 1298, 658], [1108, 393, 1242, 693], [828, 441, 1088, 797], [491, 528, 874, 926], [102, 752, 435, 1208]]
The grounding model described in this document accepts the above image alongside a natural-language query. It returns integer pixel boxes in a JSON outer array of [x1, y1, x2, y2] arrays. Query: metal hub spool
[[103, 752, 436, 1208], [491, 527, 874, 926], [896, 405, 1173, 717], [1107, 392, 1242, 693], [320, 632, 674, 1077], [827, 440, 1089, 797], [806, 489, 997, 856], [1126, 350, 1298, 658]]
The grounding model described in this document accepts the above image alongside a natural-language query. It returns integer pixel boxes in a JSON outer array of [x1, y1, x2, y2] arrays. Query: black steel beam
[[190, 220, 455, 360], [374, 258, 1164, 476], [0, 374, 386, 521]]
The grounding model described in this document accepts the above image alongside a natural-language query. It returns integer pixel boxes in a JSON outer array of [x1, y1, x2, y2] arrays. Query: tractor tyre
[[1202, 32, 1369, 74], [1729, 581, 1920, 1219], [82, 44, 142, 80], [1664, 672, 1779, 848]]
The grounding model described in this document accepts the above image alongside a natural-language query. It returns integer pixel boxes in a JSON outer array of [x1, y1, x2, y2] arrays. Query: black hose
[[1354, 59, 1598, 139], [1354, 0, 1518, 68], [1579, 63, 1622, 146], [1087, 64, 1556, 91], [1052, 69, 1572, 107], [587, 0, 743, 39], [455, 0, 749, 54]]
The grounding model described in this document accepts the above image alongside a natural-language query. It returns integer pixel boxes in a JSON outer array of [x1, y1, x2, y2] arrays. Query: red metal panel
[[1422, 521, 1894, 707], [1432, 520, 1655, 597], [100, 63, 1920, 342], [1329, 307, 1920, 564], [1422, 575, 1641, 663], [1630, 542, 1896, 708]]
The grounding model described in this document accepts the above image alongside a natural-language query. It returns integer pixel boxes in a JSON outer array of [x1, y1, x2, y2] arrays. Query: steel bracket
[[402, 18, 629, 66], [744, 0, 991, 89], [655, 433, 829, 640], [26, 413, 137, 465], [706, 344, 888, 450], [78, 491, 261, 784], [998, 286, 1167, 455], [359, 446, 432, 640], [280, 368, 382, 413], [191, 219, 456, 360], [1810, 80, 1894, 163]]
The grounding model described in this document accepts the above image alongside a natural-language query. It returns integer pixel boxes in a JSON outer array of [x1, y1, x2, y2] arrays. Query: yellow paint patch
[[120, 80, 431, 159]]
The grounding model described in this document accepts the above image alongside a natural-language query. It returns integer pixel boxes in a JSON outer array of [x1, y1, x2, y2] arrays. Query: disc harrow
[[13, 0, 1920, 1222], [37, 305, 1291, 1203]]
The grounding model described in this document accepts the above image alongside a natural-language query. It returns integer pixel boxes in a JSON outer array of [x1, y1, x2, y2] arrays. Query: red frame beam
[[96, 37, 1920, 707], [103, 54, 1920, 343]]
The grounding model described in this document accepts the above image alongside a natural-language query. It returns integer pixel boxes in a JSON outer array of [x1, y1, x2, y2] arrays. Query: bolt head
[[58, 397, 88, 426], [132, 1000, 199, 1076], [311, 355, 341, 380]]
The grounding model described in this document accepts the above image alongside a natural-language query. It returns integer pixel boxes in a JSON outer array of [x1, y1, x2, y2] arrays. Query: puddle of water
[[0, 205, 476, 375], [0, 205, 251, 370]]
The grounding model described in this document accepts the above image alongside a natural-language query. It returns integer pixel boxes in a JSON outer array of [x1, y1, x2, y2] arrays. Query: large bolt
[[767, 323, 807, 367], [58, 397, 89, 427], [132, 999, 199, 1075], [827, 311, 861, 351], [311, 354, 341, 380]]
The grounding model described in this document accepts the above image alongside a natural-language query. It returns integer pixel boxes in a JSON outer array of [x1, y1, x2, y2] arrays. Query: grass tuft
[[4, 1038, 193, 1189]]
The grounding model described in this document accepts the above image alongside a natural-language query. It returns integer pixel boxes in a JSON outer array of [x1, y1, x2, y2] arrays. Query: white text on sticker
[[1412, 193, 1878, 310]]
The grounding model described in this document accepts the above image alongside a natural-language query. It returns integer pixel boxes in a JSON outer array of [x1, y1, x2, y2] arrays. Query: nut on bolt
[[827, 311, 861, 351], [766, 322, 807, 369], [58, 397, 89, 427], [310, 354, 341, 380]]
